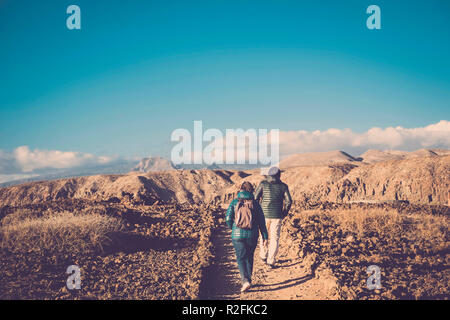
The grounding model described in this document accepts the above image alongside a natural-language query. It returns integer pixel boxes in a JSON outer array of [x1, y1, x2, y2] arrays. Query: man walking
[[254, 166, 292, 268]]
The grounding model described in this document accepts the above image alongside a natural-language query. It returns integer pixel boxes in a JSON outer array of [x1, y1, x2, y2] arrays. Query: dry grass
[[0, 211, 124, 255], [301, 208, 448, 251], [332, 208, 405, 238], [2, 208, 52, 225], [287, 207, 450, 299], [335, 208, 447, 246]]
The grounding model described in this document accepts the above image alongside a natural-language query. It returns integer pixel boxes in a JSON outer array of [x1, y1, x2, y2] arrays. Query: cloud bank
[[185, 120, 450, 162], [0, 146, 113, 174], [0, 121, 449, 177], [278, 120, 450, 156]]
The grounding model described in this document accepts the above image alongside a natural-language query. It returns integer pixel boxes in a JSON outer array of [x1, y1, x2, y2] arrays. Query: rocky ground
[[0, 200, 221, 299], [199, 202, 449, 300], [0, 184, 449, 299], [279, 203, 449, 299]]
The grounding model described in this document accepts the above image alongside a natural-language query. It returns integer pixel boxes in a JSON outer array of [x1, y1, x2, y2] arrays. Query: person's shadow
[[250, 274, 313, 292], [277, 259, 302, 268]]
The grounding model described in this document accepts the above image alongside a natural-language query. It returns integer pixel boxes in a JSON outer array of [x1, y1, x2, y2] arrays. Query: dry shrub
[[1, 208, 48, 225], [0, 211, 124, 255], [407, 214, 449, 251], [332, 208, 404, 238], [331, 208, 448, 249]]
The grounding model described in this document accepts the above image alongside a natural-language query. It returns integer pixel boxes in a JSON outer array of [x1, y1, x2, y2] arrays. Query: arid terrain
[[0, 150, 449, 299]]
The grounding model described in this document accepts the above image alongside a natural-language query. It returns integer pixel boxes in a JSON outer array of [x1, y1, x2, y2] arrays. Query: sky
[[0, 0, 449, 175]]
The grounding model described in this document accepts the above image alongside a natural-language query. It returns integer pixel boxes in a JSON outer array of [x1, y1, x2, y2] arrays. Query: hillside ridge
[[1, 154, 449, 206]]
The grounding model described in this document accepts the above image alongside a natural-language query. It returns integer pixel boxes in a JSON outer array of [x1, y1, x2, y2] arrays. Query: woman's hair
[[240, 181, 254, 193]]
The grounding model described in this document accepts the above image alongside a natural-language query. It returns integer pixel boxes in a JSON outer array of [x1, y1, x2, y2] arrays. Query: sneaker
[[241, 282, 251, 292]]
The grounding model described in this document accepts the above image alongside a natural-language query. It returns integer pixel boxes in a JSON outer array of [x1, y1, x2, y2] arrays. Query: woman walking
[[225, 181, 268, 292]]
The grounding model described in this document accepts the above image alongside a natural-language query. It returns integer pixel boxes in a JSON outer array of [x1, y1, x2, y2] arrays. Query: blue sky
[[0, 0, 449, 161]]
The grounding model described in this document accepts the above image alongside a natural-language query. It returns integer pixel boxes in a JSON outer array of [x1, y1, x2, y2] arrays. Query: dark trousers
[[232, 238, 258, 284]]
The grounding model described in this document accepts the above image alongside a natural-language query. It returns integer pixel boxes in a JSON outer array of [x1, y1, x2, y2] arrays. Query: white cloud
[[0, 146, 114, 174], [171, 121, 450, 164], [0, 150, 19, 174], [1, 121, 449, 175], [279, 120, 450, 156]]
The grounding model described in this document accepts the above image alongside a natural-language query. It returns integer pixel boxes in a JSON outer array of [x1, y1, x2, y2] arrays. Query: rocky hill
[[279, 148, 450, 168], [360, 148, 450, 164], [226, 155, 450, 205], [1, 154, 449, 207], [359, 149, 407, 164], [279, 150, 360, 168]]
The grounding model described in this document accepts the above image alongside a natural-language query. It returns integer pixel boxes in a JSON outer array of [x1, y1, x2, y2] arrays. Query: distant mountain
[[0, 156, 259, 187], [408, 149, 438, 158], [360, 148, 445, 164], [174, 163, 259, 171], [0, 159, 139, 187], [359, 149, 407, 164], [133, 157, 258, 172], [279, 148, 450, 168], [429, 148, 450, 156], [206, 163, 221, 170], [279, 150, 360, 169], [132, 157, 177, 172], [2, 148, 449, 187]]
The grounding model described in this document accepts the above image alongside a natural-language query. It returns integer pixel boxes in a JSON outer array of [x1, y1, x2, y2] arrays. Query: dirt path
[[199, 225, 241, 299], [243, 255, 333, 300], [200, 224, 337, 300]]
